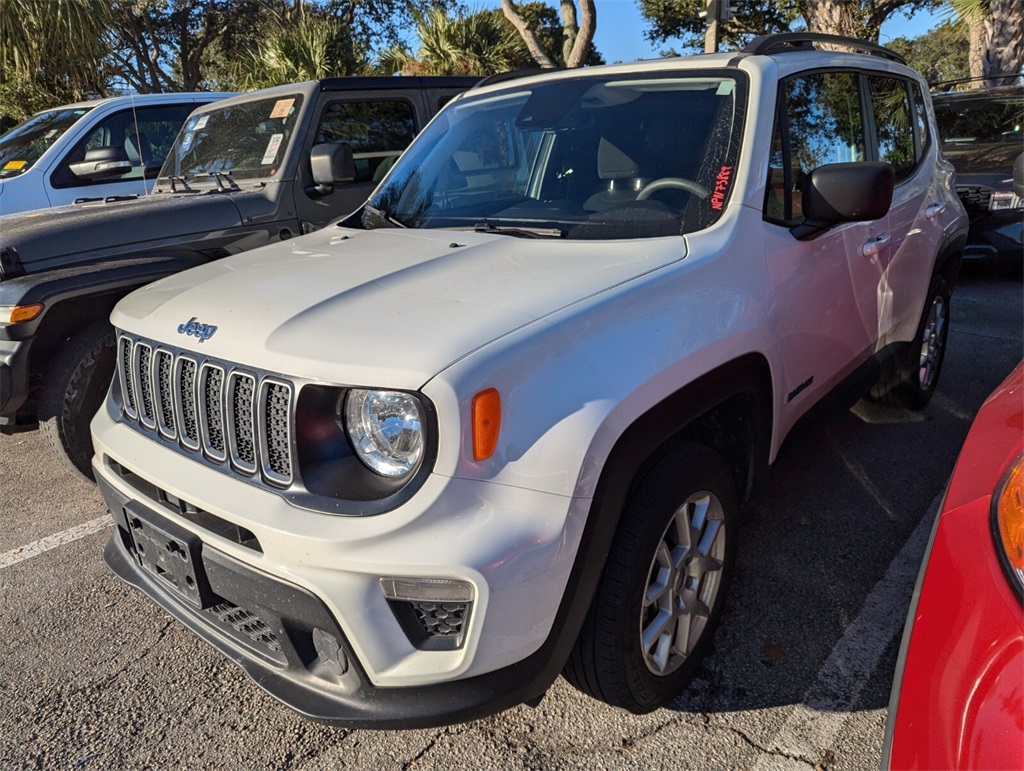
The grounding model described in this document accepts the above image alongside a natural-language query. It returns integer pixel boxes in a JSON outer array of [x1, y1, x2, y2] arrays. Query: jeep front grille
[[957, 185, 992, 211], [117, 334, 294, 487]]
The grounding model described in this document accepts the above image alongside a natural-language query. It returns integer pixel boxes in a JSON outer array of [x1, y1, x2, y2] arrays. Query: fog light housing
[[989, 190, 1023, 211], [380, 577, 474, 651]]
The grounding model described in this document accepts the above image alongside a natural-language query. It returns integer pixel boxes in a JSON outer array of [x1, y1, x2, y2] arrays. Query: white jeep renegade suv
[[91, 33, 968, 728]]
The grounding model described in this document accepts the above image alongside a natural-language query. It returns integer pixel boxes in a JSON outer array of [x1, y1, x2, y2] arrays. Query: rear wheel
[[565, 442, 738, 713], [39, 323, 116, 479], [870, 275, 951, 410]]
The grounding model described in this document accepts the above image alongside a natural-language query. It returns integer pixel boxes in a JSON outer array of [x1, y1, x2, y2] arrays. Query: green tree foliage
[[378, 8, 530, 75], [639, 0, 797, 53], [230, 11, 364, 88], [887, 21, 970, 86], [639, 0, 943, 52], [377, 4, 602, 77], [0, 0, 112, 122]]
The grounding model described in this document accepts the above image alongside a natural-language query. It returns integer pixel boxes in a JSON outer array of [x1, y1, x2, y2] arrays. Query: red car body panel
[[885, 362, 1024, 771]]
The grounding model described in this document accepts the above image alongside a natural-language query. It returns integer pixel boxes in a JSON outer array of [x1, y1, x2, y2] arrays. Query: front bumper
[[93, 411, 591, 727], [0, 337, 31, 427]]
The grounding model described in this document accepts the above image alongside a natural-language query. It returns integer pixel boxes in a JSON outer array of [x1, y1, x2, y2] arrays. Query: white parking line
[[0, 516, 112, 570], [752, 495, 939, 770]]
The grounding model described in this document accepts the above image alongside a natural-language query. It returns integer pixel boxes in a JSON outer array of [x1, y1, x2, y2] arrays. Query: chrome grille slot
[[261, 380, 293, 486], [176, 357, 200, 450], [114, 333, 295, 492], [155, 350, 175, 438], [119, 337, 137, 418], [228, 372, 257, 474], [136, 343, 156, 429], [200, 364, 227, 461]]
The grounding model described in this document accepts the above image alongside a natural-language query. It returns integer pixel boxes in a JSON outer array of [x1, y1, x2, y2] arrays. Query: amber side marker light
[[471, 388, 501, 461], [1, 303, 44, 324], [994, 453, 1024, 599]]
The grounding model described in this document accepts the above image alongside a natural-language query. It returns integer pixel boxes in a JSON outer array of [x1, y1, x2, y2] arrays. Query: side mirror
[[1013, 153, 1023, 198], [310, 142, 356, 195], [69, 146, 132, 181], [793, 161, 895, 240]]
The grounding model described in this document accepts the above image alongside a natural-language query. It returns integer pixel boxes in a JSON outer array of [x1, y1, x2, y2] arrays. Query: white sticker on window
[[261, 133, 284, 165], [716, 81, 734, 96], [194, 115, 209, 130]]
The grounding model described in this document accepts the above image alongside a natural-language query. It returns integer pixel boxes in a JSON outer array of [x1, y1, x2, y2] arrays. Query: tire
[[870, 276, 951, 410], [564, 442, 738, 713], [38, 323, 117, 480]]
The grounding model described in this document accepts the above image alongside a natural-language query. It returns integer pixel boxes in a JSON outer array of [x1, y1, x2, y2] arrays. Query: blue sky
[[480, 2, 945, 64]]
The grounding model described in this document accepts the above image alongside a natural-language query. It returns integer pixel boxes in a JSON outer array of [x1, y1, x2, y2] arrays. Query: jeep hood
[[113, 226, 685, 389], [0, 193, 243, 270]]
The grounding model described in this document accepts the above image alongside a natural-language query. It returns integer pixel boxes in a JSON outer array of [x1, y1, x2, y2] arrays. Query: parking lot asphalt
[[1, 263, 1021, 770]]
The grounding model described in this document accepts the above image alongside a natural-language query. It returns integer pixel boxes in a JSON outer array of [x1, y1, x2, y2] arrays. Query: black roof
[[319, 76, 482, 92]]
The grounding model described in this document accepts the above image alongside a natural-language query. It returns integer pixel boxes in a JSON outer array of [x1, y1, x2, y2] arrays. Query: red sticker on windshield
[[710, 165, 733, 211]]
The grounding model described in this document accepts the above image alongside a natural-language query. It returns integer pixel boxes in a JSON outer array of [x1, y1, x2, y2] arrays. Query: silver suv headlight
[[343, 389, 425, 477]]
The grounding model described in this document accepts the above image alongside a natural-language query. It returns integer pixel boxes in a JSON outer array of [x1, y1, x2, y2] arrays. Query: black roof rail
[[742, 33, 906, 65], [930, 73, 1022, 92], [473, 68, 554, 89]]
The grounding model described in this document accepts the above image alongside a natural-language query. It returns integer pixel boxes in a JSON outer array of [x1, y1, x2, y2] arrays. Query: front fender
[[0, 252, 211, 342]]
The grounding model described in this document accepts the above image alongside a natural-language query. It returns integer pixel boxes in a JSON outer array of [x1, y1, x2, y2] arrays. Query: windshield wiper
[[202, 170, 240, 192], [473, 222, 564, 239], [161, 175, 193, 193], [364, 204, 408, 228]]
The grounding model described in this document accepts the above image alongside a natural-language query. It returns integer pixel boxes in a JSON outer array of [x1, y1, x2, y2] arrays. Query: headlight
[[343, 389, 424, 477], [989, 190, 1023, 211], [993, 453, 1024, 600]]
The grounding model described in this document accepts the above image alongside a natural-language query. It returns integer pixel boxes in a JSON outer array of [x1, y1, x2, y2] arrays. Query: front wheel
[[38, 323, 116, 479], [564, 442, 738, 713], [870, 275, 951, 410]]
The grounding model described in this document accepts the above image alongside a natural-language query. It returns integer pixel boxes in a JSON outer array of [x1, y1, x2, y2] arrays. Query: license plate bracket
[[123, 502, 217, 610]]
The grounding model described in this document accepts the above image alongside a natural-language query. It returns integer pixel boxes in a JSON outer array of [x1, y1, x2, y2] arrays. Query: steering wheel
[[636, 177, 710, 200]]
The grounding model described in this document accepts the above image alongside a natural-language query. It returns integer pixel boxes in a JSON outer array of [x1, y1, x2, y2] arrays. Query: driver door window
[[765, 72, 866, 223], [52, 104, 195, 191]]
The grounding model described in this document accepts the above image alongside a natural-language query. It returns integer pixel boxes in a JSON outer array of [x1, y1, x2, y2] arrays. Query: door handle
[[925, 202, 946, 219], [862, 233, 892, 258]]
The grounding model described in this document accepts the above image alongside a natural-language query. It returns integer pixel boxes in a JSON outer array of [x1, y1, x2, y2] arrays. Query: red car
[[883, 361, 1024, 770]]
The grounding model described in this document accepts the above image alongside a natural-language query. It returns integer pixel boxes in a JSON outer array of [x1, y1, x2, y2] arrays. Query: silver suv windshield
[[364, 71, 745, 240], [156, 93, 304, 189], [0, 106, 93, 178]]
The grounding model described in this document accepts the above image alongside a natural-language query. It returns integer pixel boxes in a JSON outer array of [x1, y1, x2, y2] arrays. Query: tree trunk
[[564, 0, 595, 68], [560, 0, 578, 65], [967, 14, 986, 85], [984, 0, 1024, 86], [501, 0, 595, 69], [801, 0, 867, 42], [501, 1, 557, 68]]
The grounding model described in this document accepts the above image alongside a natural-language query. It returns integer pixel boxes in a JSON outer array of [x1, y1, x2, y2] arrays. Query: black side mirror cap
[[69, 146, 132, 181], [1012, 153, 1023, 198], [310, 142, 356, 195], [792, 161, 895, 240]]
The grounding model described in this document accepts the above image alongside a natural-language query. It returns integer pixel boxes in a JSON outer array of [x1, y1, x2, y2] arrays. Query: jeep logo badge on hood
[[177, 316, 218, 343]]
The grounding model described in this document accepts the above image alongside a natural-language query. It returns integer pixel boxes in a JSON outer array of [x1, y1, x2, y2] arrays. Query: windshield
[[0, 107, 93, 178], [934, 92, 1023, 146], [364, 72, 745, 240], [157, 93, 304, 188]]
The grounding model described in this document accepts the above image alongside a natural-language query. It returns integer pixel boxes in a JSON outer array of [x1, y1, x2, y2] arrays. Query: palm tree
[[232, 14, 363, 90], [378, 8, 530, 76], [945, 0, 1023, 86], [0, 0, 111, 119]]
